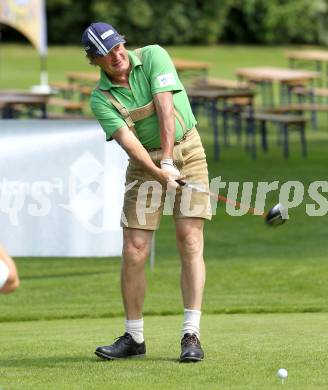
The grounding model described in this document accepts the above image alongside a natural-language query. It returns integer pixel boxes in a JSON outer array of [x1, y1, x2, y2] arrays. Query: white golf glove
[[160, 158, 181, 190]]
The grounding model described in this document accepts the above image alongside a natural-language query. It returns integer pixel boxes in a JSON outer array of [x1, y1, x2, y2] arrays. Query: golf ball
[[277, 368, 288, 379]]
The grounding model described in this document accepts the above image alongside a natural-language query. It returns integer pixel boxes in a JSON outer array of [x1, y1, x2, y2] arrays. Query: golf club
[[175, 179, 286, 226]]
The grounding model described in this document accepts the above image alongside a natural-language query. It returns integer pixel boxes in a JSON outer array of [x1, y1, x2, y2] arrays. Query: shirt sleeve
[[145, 45, 183, 95], [90, 91, 126, 141]]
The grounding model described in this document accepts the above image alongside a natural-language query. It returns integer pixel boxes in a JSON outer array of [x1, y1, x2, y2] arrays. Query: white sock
[[182, 309, 201, 339], [125, 318, 144, 343]]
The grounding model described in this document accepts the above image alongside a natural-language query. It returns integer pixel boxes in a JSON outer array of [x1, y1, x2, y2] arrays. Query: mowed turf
[[1, 314, 328, 390], [0, 43, 323, 88], [1, 44, 328, 389], [1, 250, 328, 322]]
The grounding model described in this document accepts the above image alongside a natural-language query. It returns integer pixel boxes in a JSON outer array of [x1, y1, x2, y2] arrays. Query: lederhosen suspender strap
[[96, 48, 187, 133], [99, 90, 135, 128]]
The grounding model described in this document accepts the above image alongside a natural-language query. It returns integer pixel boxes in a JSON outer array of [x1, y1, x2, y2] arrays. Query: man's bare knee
[[178, 234, 202, 257], [122, 228, 153, 267], [123, 238, 150, 268]]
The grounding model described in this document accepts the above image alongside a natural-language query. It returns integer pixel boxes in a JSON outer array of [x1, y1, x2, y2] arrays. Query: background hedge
[[0, 0, 327, 46]]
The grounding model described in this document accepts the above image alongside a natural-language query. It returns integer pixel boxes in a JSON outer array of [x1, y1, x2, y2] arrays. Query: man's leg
[[121, 227, 153, 320], [175, 217, 205, 310], [175, 217, 205, 362], [95, 227, 153, 360]]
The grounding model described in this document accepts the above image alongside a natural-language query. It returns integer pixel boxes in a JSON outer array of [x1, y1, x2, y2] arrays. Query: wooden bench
[[78, 85, 93, 101], [291, 86, 328, 98], [187, 88, 255, 160], [265, 103, 328, 113], [48, 98, 84, 115], [242, 112, 308, 159], [49, 82, 77, 98], [287, 87, 328, 128], [191, 78, 254, 113], [0, 93, 49, 118], [47, 113, 93, 120]]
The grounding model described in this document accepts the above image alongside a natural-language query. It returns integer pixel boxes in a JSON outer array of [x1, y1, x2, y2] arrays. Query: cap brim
[[95, 37, 126, 57]]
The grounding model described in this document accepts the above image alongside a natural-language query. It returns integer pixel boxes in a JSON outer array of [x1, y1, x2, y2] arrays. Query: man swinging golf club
[[82, 22, 211, 362]]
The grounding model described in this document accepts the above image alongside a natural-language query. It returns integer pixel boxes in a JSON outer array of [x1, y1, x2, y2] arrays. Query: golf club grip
[[175, 179, 186, 187]]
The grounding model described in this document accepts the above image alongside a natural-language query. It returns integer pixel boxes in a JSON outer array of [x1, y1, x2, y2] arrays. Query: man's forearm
[[153, 92, 176, 160], [124, 138, 162, 178], [113, 128, 163, 181]]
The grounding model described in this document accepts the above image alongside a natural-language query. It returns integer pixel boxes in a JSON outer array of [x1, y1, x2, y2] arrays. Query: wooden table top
[[285, 50, 328, 62], [0, 91, 50, 105], [173, 59, 211, 71], [235, 67, 320, 82], [187, 88, 255, 99]]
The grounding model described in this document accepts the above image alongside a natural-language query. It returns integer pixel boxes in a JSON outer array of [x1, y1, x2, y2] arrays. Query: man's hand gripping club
[[160, 158, 183, 191]]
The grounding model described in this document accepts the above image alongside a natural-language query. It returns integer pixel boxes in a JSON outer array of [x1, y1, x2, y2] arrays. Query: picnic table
[[66, 72, 99, 85], [0, 91, 51, 119], [187, 88, 255, 160], [286, 50, 328, 86], [235, 67, 319, 107], [173, 58, 211, 79], [66, 58, 211, 86]]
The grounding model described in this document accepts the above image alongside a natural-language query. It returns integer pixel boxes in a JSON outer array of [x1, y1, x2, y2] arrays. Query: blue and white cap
[[82, 22, 126, 57]]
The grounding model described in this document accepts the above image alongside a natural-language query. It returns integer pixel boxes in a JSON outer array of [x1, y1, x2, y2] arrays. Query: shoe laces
[[182, 333, 199, 346], [113, 333, 131, 346]]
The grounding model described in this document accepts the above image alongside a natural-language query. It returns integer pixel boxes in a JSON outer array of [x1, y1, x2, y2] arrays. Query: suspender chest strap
[[98, 89, 135, 128]]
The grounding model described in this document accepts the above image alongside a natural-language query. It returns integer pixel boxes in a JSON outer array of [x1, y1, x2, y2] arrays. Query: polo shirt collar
[[97, 50, 142, 90]]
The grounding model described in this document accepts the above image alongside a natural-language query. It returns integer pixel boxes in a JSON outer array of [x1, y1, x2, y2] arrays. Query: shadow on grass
[[0, 355, 179, 368], [21, 271, 108, 280], [0, 356, 93, 368]]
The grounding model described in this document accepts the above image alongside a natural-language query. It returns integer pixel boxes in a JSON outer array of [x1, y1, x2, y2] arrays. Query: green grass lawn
[[1, 43, 328, 388], [1, 314, 328, 389], [0, 43, 323, 88]]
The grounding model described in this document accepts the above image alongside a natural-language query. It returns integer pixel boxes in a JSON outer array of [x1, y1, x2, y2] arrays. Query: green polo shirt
[[90, 45, 196, 148]]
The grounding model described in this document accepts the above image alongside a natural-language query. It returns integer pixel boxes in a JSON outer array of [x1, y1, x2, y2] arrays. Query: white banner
[[0, 120, 128, 257]]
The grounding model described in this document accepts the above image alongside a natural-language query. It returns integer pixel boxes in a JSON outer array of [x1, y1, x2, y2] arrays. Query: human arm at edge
[[0, 244, 20, 294]]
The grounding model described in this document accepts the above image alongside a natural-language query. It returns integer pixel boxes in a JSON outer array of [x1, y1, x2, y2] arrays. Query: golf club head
[[265, 203, 287, 226]]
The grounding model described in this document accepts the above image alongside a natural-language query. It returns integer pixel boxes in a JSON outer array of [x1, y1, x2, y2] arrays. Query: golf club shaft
[[176, 179, 267, 218]]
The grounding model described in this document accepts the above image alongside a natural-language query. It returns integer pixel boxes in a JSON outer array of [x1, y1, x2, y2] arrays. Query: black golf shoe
[[180, 333, 204, 362], [95, 332, 146, 360]]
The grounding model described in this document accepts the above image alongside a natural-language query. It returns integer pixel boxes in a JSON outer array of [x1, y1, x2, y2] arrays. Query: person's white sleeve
[[0, 259, 10, 288]]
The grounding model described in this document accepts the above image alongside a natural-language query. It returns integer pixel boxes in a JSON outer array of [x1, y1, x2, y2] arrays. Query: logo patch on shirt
[[101, 30, 114, 40], [157, 73, 176, 87]]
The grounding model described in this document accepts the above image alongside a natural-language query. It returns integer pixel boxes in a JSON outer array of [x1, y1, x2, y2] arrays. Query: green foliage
[[90, 0, 230, 45], [222, 0, 327, 45], [317, 0, 328, 45], [44, 0, 230, 45], [1, 0, 327, 45], [126, 0, 154, 29], [46, 0, 91, 44]]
